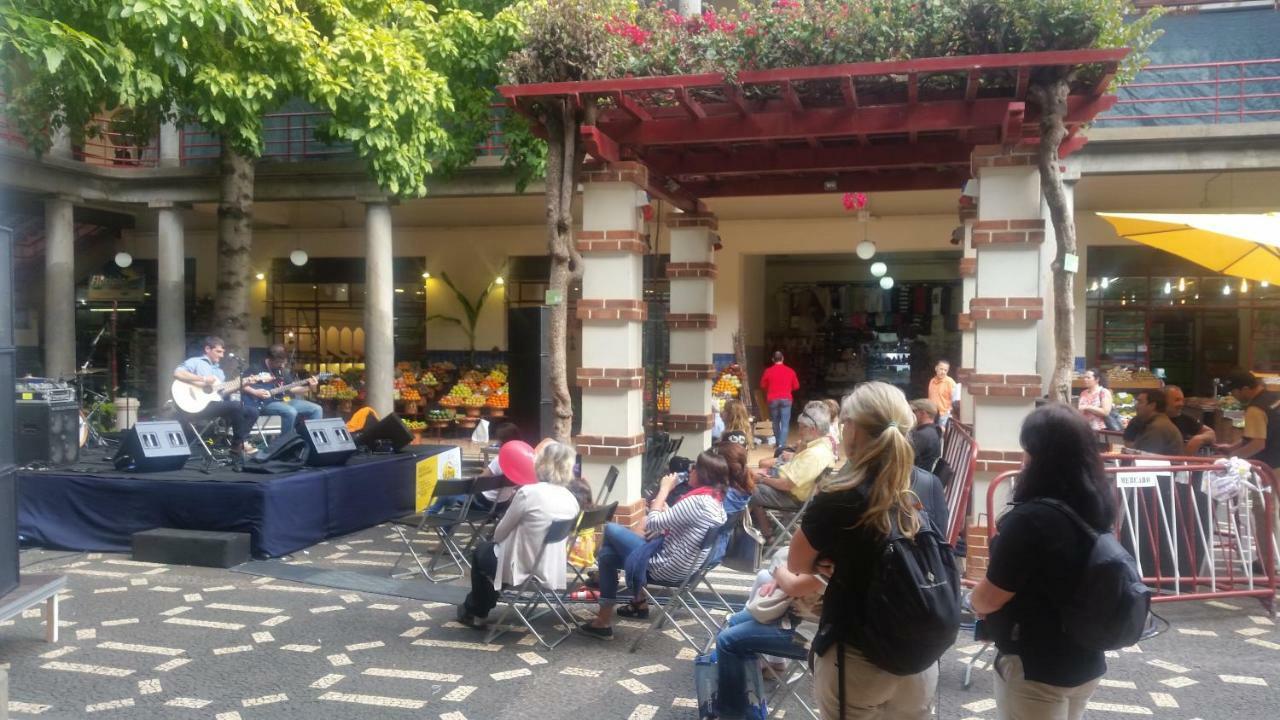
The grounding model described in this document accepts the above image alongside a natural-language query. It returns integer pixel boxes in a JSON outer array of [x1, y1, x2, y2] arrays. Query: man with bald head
[[1165, 385, 1216, 455]]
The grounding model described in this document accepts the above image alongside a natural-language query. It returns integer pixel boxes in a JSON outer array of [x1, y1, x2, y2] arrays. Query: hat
[[497, 440, 537, 486], [722, 430, 749, 448], [1221, 370, 1260, 394]]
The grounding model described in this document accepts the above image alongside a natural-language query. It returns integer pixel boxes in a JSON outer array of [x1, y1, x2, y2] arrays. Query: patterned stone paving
[[1, 523, 1277, 719]]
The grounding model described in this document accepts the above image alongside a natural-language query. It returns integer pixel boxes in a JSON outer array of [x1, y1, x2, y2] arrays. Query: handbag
[[694, 651, 770, 720], [721, 512, 764, 573]]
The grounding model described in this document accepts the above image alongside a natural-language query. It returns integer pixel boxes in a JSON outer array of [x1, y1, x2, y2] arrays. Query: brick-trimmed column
[[969, 144, 1050, 524], [577, 162, 649, 504], [958, 199, 977, 427], [665, 212, 718, 454]]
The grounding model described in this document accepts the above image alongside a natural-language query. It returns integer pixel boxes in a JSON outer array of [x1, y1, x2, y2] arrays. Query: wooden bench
[[0, 574, 67, 643]]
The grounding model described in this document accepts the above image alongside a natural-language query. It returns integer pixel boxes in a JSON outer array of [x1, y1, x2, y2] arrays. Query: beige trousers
[[994, 655, 1101, 720], [813, 645, 937, 720]]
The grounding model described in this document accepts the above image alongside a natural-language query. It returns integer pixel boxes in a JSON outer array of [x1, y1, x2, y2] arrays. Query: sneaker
[[577, 623, 614, 641]]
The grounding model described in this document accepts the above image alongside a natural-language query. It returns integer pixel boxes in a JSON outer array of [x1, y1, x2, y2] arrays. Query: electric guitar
[[171, 373, 273, 414], [245, 372, 334, 409]]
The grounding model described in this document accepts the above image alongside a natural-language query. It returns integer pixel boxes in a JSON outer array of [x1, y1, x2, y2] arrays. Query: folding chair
[[389, 477, 477, 582], [763, 489, 818, 559], [595, 465, 620, 506], [485, 517, 581, 649], [765, 642, 821, 720], [462, 475, 516, 552], [180, 416, 234, 469], [251, 415, 283, 449], [566, 501, 619, 589], [630, 514, 739, 655]]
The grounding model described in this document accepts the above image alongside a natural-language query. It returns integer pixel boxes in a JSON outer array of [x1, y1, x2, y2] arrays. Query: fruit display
[[427, 409, 456, 422], [464, 394, 486, 408], [712, 364, 744, 397], [317, 378, 357, 400], [486, 385, 510, 409], [402, 419, 427, 431], [421, 371, 440, 387], [657, 379, 671, 412]]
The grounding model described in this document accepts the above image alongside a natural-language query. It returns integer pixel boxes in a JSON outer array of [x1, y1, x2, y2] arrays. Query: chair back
[[472, 474, 510, 496], [575, 501, 619, 534], [428, 477, 475, 502], [595, 466, 620, 506], [542, 517, 578, 546]]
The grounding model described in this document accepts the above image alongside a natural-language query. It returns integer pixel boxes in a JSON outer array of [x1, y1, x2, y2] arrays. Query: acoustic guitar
[[171, 373, 273, 414]]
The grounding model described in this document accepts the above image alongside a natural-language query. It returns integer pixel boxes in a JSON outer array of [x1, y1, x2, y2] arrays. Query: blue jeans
[[716, 610, 804, 717], [596, 522, 646, 604], [263, 398, 323, 432], [769, 399, 793, 450]]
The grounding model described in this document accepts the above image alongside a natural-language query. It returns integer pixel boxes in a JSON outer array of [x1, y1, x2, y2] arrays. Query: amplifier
[[15, 378, 75, 404], [14, 399, 79, 466]]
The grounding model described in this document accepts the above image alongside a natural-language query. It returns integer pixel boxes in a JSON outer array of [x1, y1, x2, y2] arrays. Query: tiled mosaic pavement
[[3, 523, 1278, 719]]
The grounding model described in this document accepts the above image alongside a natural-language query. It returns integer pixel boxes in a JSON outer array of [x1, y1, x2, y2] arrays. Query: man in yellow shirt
[[751, 401, 836, 535], [928, 359, 958, 427]]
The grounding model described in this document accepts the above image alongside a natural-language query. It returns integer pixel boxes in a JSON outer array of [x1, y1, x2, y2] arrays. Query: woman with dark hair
[[970, 403, 1117, 720], [716, 437, 755, 515], [580, 448, 729, 640], [1076, 367, 1113, 432]]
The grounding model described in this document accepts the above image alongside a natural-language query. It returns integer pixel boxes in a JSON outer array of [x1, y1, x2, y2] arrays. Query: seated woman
[[455, 441, 581, 628], [713, 548, 826, 719], [579, 449, 730, 640], [718, 432, 755, 515]]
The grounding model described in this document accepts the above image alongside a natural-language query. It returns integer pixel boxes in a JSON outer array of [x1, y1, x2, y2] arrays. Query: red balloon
[[498, 440, 536, 485]]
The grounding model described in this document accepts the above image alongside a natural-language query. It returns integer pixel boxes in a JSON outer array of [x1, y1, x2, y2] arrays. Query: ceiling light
[[1177, 277, 1185, 292], [114, 252, 133, 268], [256, 272, 266, 280], [495, 276, 505, 286], [1163, 281, 1171, 295], [290, 250, 309, 266], [1240, 277, 1249, 293], [855, 240, 876, 260], [422, 271, 430, 279], [870, 262, 887, 278], [879, 276, 894, 290]]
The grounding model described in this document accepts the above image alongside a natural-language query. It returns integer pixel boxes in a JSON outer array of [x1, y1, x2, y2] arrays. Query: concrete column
[[364, 201, 395, 417], [159, 119, 182, 168], [957, 210, 977, 427], [154, 202, 186, 401], [575, 162, 649, 520], [43, 196, 76, 378], [664, 213, 719, 454]]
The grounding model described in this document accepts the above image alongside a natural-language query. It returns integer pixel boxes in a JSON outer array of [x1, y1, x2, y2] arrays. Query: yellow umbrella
[[1097, 212, 1280, 284]]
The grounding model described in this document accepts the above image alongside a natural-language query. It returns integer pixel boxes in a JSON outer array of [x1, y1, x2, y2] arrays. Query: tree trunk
[[1030, 77, 1076, 404], [543, 99, 585, 442], [214, 137, 254, 357]]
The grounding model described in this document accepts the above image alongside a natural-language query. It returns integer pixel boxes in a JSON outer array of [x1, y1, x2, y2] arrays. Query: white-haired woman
[[787, 382, 949, 719], [456, 441, 581, 628], [750, 400, 837, 539]]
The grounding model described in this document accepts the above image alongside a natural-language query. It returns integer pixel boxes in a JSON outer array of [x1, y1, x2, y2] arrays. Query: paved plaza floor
[[2, 523, 1277, 719]]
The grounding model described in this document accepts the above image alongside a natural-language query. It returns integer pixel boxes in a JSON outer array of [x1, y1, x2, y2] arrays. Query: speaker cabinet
[[113, 420, 190, 472], [15, 399, 79, 467], [300, 417, 358, 466], [354, 413, 412, 454], [507, 306, 554, 444]]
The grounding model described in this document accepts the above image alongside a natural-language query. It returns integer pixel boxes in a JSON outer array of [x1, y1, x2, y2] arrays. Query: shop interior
[[761, 251, 963, 406]]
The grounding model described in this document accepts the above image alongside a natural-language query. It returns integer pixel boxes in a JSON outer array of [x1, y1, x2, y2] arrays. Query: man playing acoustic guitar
[[250, 344, 324, 434], [172, 335, 265, 458]]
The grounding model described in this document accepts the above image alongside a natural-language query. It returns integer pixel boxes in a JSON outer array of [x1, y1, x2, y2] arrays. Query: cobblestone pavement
[[2, 523, 1277, 719]]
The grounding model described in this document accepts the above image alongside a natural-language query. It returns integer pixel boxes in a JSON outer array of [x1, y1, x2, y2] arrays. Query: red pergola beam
[[676, 88, 707, 119], [679, 168, 969, 197], [616, 92, 653, 122], [643, 140, 972, 177], [601, 96, 1113, 147]]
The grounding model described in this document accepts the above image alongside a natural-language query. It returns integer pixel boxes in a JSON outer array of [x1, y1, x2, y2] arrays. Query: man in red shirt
[[760, 351, 801, 450]]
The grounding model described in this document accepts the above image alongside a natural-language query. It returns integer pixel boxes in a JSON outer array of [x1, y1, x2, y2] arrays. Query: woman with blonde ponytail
[[786, 382, 948, 719]]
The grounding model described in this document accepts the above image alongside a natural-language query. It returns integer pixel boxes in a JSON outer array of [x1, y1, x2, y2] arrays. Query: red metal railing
[[1096, 58, 1280, 125], [77, 115, 159, 167]]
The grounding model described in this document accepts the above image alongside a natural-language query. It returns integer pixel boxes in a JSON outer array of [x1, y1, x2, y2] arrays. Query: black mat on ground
[[233, 559, 468, 604]]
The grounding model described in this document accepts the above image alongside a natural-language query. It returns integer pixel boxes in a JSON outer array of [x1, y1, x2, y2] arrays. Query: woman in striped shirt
[[580, 449, 730, 640]]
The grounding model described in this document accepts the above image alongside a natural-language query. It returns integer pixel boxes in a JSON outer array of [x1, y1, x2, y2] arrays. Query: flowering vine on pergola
[[499, 48, 1128, 211]]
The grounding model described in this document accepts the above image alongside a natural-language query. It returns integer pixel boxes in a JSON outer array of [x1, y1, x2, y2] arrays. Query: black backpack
[[847, 494, 961, 676], [1036, 498, 1151, 651]]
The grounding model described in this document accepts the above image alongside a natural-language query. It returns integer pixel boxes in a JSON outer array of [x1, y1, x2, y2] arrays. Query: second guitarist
[[251, 344, 323, 434], [173, 336, 263, 457]]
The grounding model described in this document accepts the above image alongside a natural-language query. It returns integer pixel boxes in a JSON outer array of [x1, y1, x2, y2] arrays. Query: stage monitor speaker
[[300, 417, 358, 466], [15, 399, 79, 467], [355, 413, 413, 454], [113, 420, 190, 472], [507, 306, 554, 444]]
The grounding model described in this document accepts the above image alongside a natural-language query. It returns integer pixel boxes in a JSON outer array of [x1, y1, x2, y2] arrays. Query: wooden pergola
[[500, 48, 1128, 209]]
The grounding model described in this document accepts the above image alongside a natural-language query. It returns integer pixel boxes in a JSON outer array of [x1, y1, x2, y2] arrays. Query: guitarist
[[251, 344, 323, 433], [172, 336, 264, 457]]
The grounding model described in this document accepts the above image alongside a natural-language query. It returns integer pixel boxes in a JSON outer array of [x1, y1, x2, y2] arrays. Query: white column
[[364, 201, 395, 417], [43, 196, 76, 379], [576, 163, 648, 522], [154, 202, 186, 402], [159, 119, 182, 168], [967, 145, 1050, 530], [665, 213, 718, 454], [958, 212, 977, 427]]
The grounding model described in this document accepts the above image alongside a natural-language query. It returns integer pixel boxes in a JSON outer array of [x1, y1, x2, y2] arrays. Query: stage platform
[[16, 445, 456, 558]]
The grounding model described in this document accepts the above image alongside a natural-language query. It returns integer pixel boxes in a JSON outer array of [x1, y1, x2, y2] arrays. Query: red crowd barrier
[[987, 454, 1278, 615]]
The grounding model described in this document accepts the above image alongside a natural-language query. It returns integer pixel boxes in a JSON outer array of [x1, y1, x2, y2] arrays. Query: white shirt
[[492, 483, 580, 590]]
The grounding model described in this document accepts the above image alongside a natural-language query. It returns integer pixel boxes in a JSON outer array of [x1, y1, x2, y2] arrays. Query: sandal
[[616, 601, 649, 619]]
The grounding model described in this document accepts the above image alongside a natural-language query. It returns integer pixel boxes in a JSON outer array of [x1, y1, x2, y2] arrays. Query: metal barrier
[[942, 420, 979, 547], [986, 454, 1278, 615], [1096, 58, 1280, 126]]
